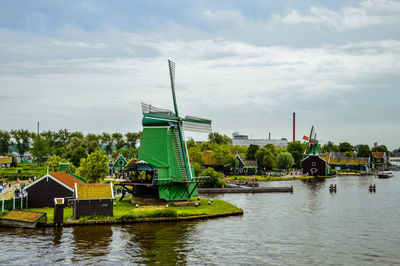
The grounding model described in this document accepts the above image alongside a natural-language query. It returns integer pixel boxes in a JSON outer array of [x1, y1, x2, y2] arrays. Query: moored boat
[[377, 172, 394, 179]]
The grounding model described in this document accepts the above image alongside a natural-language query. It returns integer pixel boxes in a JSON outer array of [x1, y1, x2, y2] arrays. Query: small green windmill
[[303, 126, 322, 155], [127, 60, 212, 201]]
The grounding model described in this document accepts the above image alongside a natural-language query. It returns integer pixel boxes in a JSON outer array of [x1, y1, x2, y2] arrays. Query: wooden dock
[[198, 186, 293, 194]]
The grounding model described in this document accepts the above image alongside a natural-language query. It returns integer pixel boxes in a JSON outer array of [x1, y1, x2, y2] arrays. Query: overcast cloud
[[0, 0, 399, 149]]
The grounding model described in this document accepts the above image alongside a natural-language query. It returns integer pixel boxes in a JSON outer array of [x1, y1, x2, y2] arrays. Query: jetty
[[198, 186, 293, 194]]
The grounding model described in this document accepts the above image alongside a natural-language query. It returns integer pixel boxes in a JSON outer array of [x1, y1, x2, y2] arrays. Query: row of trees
[[1, 128, 395, 183], [0, 129, 142, 166], [321, 141, 389, 157]]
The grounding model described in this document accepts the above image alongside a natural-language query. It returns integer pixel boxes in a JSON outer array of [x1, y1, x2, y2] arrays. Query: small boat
[[227, 181, 259, 188], [377, 172, 394, 179]]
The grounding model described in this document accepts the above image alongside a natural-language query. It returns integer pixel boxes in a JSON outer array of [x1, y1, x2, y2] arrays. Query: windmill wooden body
[[124, 60, 211, 201]]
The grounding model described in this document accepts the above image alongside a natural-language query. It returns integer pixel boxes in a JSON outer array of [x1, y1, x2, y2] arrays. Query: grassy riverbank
[[24, 196, 242, 224]]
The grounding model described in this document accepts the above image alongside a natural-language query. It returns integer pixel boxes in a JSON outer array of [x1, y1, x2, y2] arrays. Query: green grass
[[21, 196, 242, 224]]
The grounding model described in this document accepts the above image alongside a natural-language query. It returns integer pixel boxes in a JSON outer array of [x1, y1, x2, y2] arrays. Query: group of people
[[0, 178, 34, 198], [0, 180, 15, 194]]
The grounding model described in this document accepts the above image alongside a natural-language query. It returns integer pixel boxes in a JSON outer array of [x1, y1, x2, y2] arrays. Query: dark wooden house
[[302, 155, 330, 176], [25, 171, 85, 208], [72, 183, 114, 219], [235, 155, 257, 175]]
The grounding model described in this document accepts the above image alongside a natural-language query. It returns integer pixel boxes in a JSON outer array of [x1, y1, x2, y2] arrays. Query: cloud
[[0, 30, 399, 147], [273, 0, 400, 30]]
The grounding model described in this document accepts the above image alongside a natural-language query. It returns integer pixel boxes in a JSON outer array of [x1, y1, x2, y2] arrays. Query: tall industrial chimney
[[293, 112, 295, 142]]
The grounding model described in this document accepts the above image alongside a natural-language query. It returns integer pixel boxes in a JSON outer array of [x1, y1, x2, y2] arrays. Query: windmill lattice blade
[[309, 126, 315, 140], [168, 60, 176, 84], [182, 121, 212, 133], [183, 116, 212, 133], [141, 102, 175, 116]]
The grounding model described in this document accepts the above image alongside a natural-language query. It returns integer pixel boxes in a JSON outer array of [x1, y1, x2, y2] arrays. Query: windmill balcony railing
[[152, 177, 174, 185]]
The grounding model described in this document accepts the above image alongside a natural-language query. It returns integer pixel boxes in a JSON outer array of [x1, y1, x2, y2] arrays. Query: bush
[[198, 168, 225, 188]]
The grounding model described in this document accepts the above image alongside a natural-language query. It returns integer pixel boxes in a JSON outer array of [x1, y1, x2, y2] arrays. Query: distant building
[[0, 157, 12, 168], [372, 152, 388, 170], [232, 132, 288, 147], [329, 153, 371, 174], [235, 154, 257, 175], [108, 154, 128, 176], [302, 155, 331, 176]]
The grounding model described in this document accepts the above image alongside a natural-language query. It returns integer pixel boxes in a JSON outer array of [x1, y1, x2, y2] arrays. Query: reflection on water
[[122, 222, 195, 265], [0, 173, 400, 265], [71, 225, 113, 262]]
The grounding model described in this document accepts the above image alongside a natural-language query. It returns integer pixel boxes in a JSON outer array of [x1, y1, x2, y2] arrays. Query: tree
[[208, 132, 232, 145], [5, 153, 18, 167], [276, 152, 295, 170], [56, 129, 70, 148], [339, 142, 354, 153], [246, 144, 259, 160], [322, 141, 338, 153], [47, 155, 74, 173], [188, 147, 205, 165], [112, 147, 137, 159], [264, 144, 278, 156], [256, 148, 276, 171], [66, 136, 84, 153], [198, 168, 225, 188], [357, 144, 371, 157], [191, 162, 202, 176], [210, 145, 235, 165], [344, 151, 356, 157], [371, 145, 388, 153], [68, 146, 87, 167], [76, 149, 109, 182], [69, 131, 84, 140], [112, 132, 125, 150], [10, 129, 32, 157], [31, 134, 50, 165], [85, 133, 100, 154], [125, 132, 141, 149], [0, 130, 11, 155], [101, 132, 113, 155], [41, 130, 57, 148], [287, 141, 306, 168], [186, 138, 196, 149]]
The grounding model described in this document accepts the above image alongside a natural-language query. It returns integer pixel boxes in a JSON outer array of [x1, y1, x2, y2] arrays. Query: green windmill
[[303, 126, 322, 155], [124, 60, 212, 202]]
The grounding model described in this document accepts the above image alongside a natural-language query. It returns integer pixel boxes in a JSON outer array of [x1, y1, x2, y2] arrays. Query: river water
[[1, 172, 400, 265]]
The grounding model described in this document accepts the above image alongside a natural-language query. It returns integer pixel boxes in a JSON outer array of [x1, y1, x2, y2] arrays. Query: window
[[119, 160, 124, 166], [312, 162, 316, 167]]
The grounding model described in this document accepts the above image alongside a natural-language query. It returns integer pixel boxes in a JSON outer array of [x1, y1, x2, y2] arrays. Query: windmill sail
[[309, 126, 315, 140], [141, 102, 175, 116], [183, 116, 212, 133]]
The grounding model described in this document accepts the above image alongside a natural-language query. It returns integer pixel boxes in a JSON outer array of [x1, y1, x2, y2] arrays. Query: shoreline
[[45, 210, 244, 227]]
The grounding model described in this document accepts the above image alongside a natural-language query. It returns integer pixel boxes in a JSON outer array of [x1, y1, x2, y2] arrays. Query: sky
[[0, 0, 399, 150]]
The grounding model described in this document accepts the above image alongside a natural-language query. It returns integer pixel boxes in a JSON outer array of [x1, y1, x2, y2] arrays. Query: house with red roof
[[372, 152, 388, 170], [25, 164, 87, 208]]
